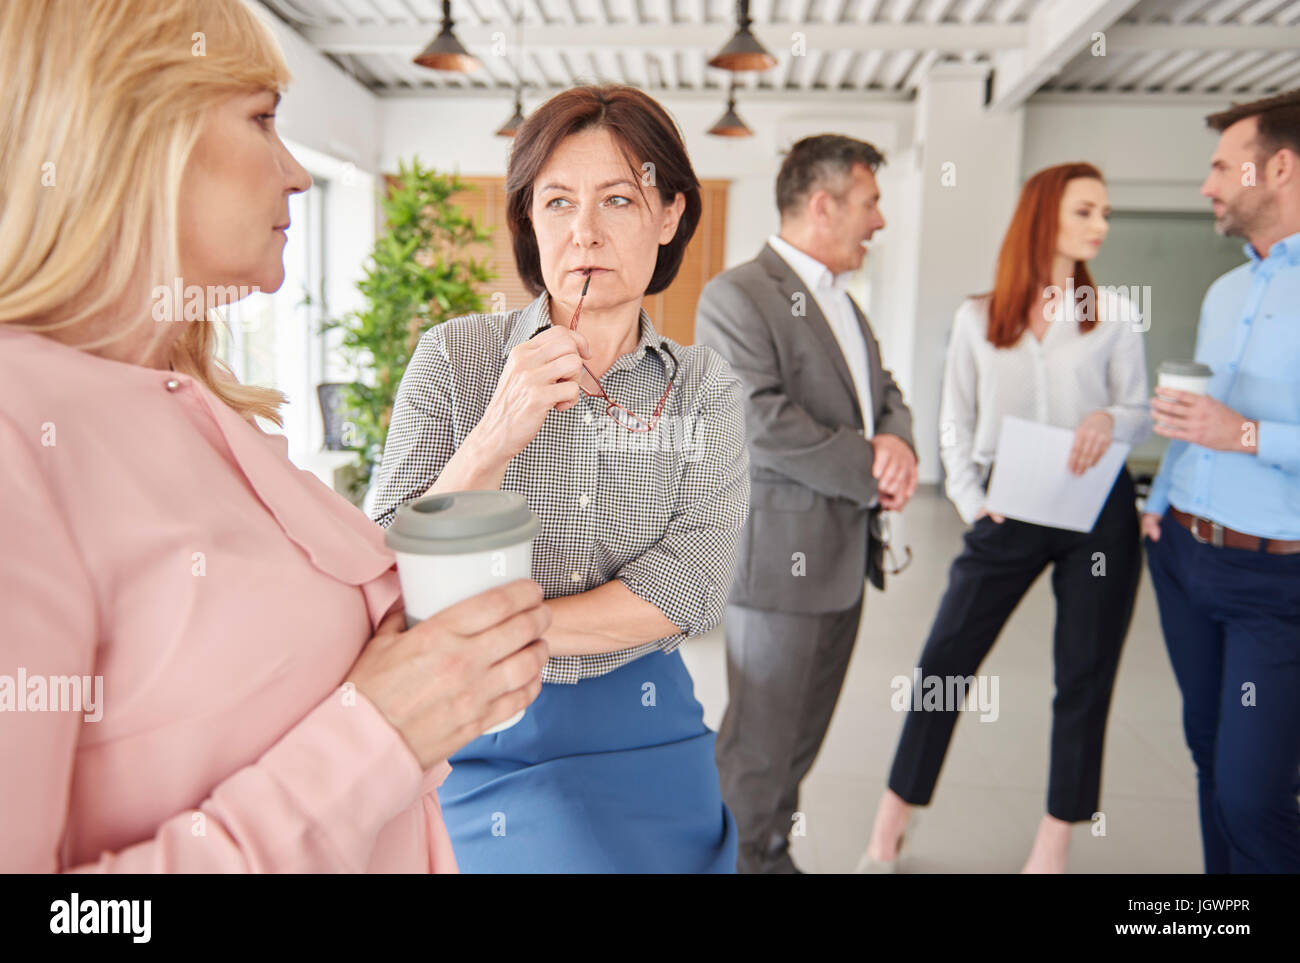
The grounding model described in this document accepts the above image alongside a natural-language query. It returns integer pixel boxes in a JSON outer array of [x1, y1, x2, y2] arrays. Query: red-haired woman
[[857, 163, 1151, 873]]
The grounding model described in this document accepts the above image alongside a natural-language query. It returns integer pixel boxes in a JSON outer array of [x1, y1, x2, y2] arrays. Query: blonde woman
[[0, 0, 549, 872]]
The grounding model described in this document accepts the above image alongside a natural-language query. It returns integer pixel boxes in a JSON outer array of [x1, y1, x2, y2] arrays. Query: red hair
[[982, 163, 1104, 347]]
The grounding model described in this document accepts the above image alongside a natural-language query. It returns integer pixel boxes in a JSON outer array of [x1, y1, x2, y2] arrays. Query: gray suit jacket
[[694, 241, 916, 614]]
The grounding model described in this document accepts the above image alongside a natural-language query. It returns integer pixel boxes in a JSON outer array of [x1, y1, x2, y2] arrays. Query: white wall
[[255, 4, 382, 175], [1023, 97, 1225, 211]]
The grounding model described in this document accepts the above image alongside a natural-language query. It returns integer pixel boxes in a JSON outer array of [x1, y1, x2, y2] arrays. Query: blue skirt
[[438, 649, 738, 873]]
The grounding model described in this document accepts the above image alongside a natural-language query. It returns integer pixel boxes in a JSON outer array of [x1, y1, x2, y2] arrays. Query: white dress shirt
[[767, 234, 875, 441], [939, 292, 1152, 525]]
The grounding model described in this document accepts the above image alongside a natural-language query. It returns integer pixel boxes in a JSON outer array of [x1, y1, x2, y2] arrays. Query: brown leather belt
[[1169, 507, 1300, 554]]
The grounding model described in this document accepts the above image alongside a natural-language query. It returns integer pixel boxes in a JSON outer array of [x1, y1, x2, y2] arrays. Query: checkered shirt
[[369, 290, 750, 684]]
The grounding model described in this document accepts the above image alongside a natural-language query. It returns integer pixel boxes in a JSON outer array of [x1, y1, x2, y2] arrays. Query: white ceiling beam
[[303, 21, 1028, 50], [303, 20, 1299, 54], [1105, 25, 1300, 50], [378, 80, 913, 99], [988, 0, 1142, 111]]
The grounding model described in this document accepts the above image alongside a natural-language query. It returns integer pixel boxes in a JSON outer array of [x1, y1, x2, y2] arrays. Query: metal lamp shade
[[708, 102, 753, 137], [496, 101, 526, 137], [707, 26, 777, 71], [413, 28, 481, 72]]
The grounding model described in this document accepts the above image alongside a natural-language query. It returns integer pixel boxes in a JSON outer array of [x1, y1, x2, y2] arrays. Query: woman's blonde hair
[[0, 0, 293, 425]]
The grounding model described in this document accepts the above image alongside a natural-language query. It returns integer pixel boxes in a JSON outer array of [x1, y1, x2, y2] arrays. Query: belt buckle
[[1190, 517, 1224, 548]]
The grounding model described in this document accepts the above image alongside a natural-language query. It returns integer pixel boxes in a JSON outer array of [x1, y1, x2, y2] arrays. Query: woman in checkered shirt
[[371, 84, 750, 873]]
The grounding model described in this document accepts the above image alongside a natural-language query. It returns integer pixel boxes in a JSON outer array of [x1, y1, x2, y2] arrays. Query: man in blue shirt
[[1141, 88, 1300, 874]]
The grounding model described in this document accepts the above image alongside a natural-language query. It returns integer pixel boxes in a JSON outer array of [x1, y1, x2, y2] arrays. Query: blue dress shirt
[[1145, 229, 1300, 539]]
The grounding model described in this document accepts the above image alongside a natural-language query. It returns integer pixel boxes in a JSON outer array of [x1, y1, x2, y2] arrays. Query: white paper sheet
[[983, 415, 1130, 532]]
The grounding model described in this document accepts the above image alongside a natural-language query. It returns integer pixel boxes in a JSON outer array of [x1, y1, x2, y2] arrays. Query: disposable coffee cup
[[1157, 360, 1213, 395], [385, 490, 541, 734]]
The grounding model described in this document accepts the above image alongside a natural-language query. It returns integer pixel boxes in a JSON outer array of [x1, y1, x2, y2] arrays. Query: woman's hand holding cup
[[469, 326, 592, 468], [346, 579, 551, 770]]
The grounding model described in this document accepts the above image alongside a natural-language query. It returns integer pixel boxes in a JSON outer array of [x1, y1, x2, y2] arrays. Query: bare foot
[[1021, 814, 1072, 873], [865, 789, 912, 861]]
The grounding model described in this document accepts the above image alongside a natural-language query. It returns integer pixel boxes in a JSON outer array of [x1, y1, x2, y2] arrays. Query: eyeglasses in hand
[[878, 510, 913, 575], [566, 271, 675, 432]]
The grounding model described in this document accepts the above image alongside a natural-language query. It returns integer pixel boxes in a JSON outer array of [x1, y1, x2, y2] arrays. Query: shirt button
[[569, 571, 583, 583], [578, 493, 590, 508], [583, 411, 593, 425], [164, 378, 181, 392]]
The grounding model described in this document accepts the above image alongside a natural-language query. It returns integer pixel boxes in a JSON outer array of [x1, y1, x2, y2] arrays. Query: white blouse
[[939, 290, 1152, 524]]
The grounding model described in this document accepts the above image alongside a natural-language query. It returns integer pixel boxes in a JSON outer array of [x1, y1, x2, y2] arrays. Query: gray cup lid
[[385, 490, 540, 555], [1158, 360, 1214, 377]]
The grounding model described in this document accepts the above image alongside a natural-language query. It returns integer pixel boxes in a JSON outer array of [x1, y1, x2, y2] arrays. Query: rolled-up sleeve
[[615, 358, 750, 650]]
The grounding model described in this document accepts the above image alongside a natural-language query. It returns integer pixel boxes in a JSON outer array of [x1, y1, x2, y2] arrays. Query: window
[[214, 176, 327, 465]]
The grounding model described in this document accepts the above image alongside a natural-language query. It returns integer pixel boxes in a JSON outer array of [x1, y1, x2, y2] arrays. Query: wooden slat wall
[[423, 176, 729, 345]]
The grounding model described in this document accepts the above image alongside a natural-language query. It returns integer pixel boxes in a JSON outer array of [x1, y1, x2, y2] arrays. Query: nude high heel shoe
[[853, 812, 921, 874]]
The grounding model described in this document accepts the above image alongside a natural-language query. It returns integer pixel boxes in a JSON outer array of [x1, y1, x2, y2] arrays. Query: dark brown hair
[[1206, 88, 1300, 167], [775, 134, 885, 219], [984, 162, 1104, 348], [504, 84, 701, 297]]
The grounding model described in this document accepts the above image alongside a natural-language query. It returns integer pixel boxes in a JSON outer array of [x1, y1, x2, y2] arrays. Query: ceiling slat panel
[[1138, 49, 1202, 87], [1262, 53, 1300, 87], [278, 0, 1300, 97], [1191, 49, 1271, 88], [1166, 49, 1236, 87], [879, 48, 916, 87], [1222, 48, 1298, 88]]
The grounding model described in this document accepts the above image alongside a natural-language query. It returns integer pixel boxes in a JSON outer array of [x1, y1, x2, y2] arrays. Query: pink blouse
[[0, 325, 457, 873]]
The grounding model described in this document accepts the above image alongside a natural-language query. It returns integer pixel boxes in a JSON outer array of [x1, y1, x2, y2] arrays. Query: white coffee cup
[[1157, 360, 1214, 395], [385, 490, 541, 734]]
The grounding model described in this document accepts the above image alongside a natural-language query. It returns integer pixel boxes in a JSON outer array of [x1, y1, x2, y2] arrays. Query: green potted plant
[[322, 157, 495, 504]]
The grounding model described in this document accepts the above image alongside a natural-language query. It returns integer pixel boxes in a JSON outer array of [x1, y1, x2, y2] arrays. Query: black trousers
[[887, 467, 1141, 822]]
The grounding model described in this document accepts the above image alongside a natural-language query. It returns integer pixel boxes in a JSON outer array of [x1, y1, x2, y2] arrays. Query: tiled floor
[[678, 484, 1204, 874]]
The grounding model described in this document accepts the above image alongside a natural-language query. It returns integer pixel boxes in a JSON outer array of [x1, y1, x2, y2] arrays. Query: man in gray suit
[[695, 134, 918, 874]]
